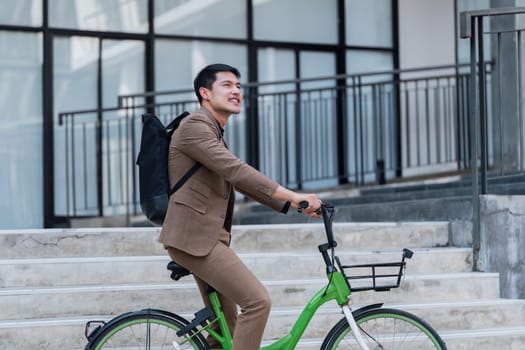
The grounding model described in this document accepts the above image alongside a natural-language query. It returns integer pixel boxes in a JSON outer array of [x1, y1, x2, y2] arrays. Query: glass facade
[[346, 0, 392, 47], [0, 0, 42, 26], [0, 31, 42, 228], [0, 0, 396, 228], [253, 0, 338, 44], [154, 0, 247, 38], [155, 40, 247, 92], [49, 0, 148, 32]]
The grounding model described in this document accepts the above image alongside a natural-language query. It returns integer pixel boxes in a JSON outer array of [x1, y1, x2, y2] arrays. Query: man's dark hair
[[193, 63, 241, 104]]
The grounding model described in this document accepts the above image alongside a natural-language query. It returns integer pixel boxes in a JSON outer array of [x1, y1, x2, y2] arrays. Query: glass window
[[154, 0, 246, 39], [257, 48, 296, 183], [347, 50, 393, 82], [345, 0, 392, 48], [299, 51, 338, 188], [49, 0, 148, 33], [54, 36, 99, 113], [101, 39, 145, 108], [101, 40, 144, 215], [253, 0, 337, 44], [300, 51, 336, 89], [346, 50, 394, 183], [0, 0, 42, 26], [155, 39, 247, 159], [257, 48, 295, 93], [53, 36, 99, 216], [0, 31, 43, 228], [155, 39, 247, 93]]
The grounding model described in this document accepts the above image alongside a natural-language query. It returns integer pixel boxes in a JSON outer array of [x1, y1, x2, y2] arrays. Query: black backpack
[[136, 112, 201, 226]]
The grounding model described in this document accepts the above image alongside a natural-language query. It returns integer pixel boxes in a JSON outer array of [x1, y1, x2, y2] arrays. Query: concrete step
[[234, 173, 525, 226], [0, 221, 516, 350], [283, 328, 525, 350], [0, 272, 500, 320], [0, 221, 451, 258], [230, 222, 451, 251], [268, 299, 525, 349], [2, 299, 525, 350], [440, 327, 525, 350], [0, 227, 165, 258], [266, 299, 525, 339], [235, 196, 474, 224], [0, 248, 472, 287]]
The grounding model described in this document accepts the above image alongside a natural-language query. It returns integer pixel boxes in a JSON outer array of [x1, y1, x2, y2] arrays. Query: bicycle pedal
[[176, 308, 215, 337]]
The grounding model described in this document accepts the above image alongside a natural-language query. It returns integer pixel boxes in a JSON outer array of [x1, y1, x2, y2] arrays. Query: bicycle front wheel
[[321, 307, 447, 350], [87, 309, 209, 350]]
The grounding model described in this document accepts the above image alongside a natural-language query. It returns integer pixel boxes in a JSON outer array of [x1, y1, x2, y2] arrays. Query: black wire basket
[[341, 248, 414, 292]]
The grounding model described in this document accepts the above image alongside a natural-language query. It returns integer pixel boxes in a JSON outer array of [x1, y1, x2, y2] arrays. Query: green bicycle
[[83, 203, 447, 350]]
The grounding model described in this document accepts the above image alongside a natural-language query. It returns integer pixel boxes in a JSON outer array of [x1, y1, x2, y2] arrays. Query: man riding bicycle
[[159, 63, 322, 350]]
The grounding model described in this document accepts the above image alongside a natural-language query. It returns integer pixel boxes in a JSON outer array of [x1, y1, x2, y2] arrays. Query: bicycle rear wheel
[[86, 309, 209, 350], [321, 307, 447, 349]]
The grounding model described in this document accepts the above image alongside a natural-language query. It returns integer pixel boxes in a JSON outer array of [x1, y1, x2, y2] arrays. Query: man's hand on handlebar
[[271, 186, 322, 218], [295, 194, 322, 218]]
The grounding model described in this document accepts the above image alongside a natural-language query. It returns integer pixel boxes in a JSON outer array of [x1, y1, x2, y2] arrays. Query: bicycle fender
[[85, 308, 192, 349], [351, 303, 384, 318]]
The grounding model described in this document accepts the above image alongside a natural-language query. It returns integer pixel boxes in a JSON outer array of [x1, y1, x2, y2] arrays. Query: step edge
[[0, 273, 500, 295]]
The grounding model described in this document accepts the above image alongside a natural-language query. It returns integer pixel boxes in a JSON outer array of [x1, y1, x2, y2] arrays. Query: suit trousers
[[167, 229, 271, 350]]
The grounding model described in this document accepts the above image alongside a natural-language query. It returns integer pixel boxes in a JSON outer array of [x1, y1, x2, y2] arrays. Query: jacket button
[[223, 194, 228, 200]]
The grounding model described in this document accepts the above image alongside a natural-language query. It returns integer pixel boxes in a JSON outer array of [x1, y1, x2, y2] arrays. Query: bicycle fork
[[341, 304, 371, 350]]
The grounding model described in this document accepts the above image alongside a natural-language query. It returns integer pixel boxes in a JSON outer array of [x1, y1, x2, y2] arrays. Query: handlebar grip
[[298, 200, 324, 215], [297, 200, 309, 213]]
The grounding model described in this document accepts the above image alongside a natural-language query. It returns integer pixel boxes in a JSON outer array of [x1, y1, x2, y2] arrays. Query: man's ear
[[199, 87, 209, 101]]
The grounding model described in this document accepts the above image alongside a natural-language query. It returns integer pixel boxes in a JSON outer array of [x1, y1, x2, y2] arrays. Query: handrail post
[[336, 76, 348, 186], [477, 16, 488, 195], [357, 76, 365, 185], [468, 14, 481, 271], [294, 80, 303, 190], [246, 86, 260, 171], [129, 97, 138, 220], [96, 108, 103, 218]]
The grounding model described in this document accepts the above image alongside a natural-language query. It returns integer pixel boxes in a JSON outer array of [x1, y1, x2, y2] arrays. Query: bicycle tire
[[86, 309, 209, 350], [321, 307, 447, 350]]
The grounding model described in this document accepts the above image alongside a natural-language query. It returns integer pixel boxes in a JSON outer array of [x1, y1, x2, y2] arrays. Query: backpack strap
[[168, 111, 222, 196], [169, 162, 202, 196], [166, 111, 190, 132]]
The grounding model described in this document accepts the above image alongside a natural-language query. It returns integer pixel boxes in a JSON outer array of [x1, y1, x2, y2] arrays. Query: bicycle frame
[[197, 261, 372, 350]]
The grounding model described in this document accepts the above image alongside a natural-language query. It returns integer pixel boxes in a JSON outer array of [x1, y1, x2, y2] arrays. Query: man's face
[[201, 71, 242, 115]]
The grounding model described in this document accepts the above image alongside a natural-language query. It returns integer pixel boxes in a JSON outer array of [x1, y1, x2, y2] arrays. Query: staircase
[[234, 173, 525, 226], [1, 221, 525, 349]]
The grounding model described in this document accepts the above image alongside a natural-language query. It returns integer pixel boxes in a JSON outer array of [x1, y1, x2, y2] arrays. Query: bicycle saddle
[[167, 261, 191, 281]]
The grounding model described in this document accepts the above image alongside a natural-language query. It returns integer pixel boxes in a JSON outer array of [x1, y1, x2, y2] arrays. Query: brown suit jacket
[[159, 107, 289, 256]]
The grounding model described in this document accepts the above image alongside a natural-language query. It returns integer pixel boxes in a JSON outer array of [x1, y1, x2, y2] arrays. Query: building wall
[[398, 0, 456, 70], [480, 195, 525, 298], [0, 0, 397, 228], [2, 1, 517, 228]]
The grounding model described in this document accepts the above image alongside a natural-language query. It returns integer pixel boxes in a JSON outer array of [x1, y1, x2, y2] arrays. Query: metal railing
[[460, 7, 525, 271], [56, 63, 488, 222]]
